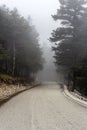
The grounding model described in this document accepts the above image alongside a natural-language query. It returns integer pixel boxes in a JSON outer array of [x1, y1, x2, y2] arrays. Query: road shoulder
[[63, 85, 87, 108], [0, 82, 41, 106]]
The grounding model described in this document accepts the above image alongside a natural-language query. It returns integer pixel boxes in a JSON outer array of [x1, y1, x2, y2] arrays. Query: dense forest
[[50, 0, 87, 96], [0, 5, 43, 83]]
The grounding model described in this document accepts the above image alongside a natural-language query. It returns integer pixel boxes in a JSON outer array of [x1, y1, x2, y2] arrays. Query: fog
[[38, 43, 58, 81], [0, 0, 60, 44], [0, 0, 60, 81]]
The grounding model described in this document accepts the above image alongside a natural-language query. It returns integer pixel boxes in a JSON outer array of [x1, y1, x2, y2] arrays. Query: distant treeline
[[0, 5, 43, 81], [50, 0, 87, 95]]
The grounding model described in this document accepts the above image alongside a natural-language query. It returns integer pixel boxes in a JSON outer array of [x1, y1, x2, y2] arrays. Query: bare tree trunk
[[12, 43, 16, 76]]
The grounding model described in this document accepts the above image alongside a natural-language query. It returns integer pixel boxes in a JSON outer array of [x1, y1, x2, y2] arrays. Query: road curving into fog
[[0, 82, 87, 130]]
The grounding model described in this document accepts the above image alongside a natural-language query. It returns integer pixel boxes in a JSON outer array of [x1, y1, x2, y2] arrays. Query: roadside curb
[[0, 82, 41, 106], [63, 85, 87, 108]]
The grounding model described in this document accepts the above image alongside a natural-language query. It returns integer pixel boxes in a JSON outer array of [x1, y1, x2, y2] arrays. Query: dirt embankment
[[0, 81, 40, 105]]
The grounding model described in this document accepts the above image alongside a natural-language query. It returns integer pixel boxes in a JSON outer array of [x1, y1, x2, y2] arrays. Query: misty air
[[0, 0, 87, 130]]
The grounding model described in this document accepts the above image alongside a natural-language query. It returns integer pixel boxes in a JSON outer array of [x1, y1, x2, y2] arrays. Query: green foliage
[[75, 77, 87, 96], [0, 5, 43, 79], [0, 74, 13, 80], [50, 0, 87, 71], [50, 0, 87, 94]]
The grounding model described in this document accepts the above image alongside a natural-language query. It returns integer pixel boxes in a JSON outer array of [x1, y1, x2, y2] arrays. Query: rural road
[[0, 82, 87, 130]]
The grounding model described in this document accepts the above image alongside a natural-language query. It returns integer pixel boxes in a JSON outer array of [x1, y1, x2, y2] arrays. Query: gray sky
[[0, 0, 60, 45]]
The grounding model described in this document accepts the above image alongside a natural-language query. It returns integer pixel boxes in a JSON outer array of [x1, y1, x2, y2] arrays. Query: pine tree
[[50, 0, 87, 72], [50, 0, 87, 91], [0, 5, 43, 80]]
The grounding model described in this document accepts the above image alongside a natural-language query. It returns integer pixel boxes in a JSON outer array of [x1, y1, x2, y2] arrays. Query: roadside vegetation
[[0, 5, 43, 84], [50, 0, 87, 96]]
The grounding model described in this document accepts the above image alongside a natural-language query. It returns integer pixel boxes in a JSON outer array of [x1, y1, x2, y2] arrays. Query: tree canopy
[[50, 0, 87, 94], [50, 0, 87, 71], [0, 5, 43, 80]]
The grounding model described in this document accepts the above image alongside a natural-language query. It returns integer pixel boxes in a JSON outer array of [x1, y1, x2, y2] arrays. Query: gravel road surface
[[0, 82, 87, 130]]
